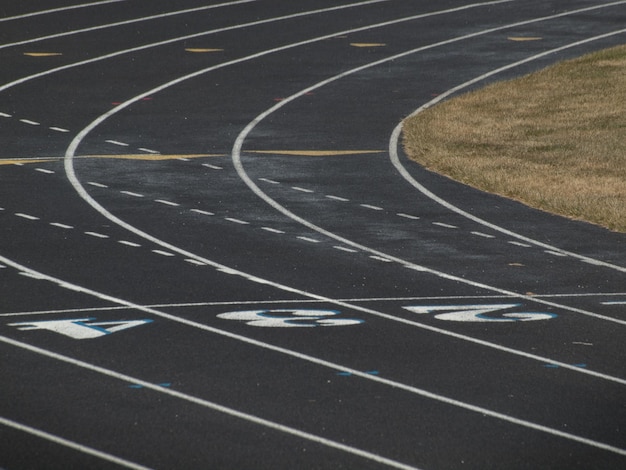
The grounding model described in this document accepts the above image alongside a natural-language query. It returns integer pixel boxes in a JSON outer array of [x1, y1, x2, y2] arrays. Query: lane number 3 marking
[[403, 303, 557, 322], [217, 309, 364, 328]]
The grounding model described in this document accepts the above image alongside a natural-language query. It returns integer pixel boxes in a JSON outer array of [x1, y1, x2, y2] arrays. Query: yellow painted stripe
[[0, 154, 225, 165], [185, 48, 224, 53], [508, 37, 542, 41], [0, 158, 57, 166], [248, 150, 384, 157], [23, 52, 62, 57], [350, 43, 386, 48]]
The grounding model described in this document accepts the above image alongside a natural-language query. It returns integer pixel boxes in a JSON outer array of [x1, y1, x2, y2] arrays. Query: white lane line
[[190, 209, 214, 216], [292, 186, 314, 193], [261, 227, 285, 234], [370, 255, 393, 263], [471, 231, 496, 239], [120, 190, 144, 198], [50, 222, 73, 229], [154, 199, 180, 207], [0, 0, 128, 23], [118, 240, 141, 247], [105, 140, 129, 147], [432, 222, 458, 229], [545, 250, 568, 257], [185, 258, 207, 266], [15, 213, 39, 221], [138, 147, 159, 154], [152, 249, 175, 257], [326, 195, 350, 202], [297, 236, 321, 243], [397, 213, 420, 220], [0, 416, 150, 470], [35, 168, 54, 174], [259, 178, 280, 184], [19, 119, 39, 126], [49, 126, 70, 133], [224, 217, 249, 225], [87, 182, 108, 188], [0, 112, 13, 117], [334, 246, 359, 253], [508, 241, 532, 248], [1, 258, 624, 459], [202, 163, 223, 170], [84, 231, 109, 239], [388, 29, 626, 274], [360, 204, 384, 211], [0, 335, 419, 470]]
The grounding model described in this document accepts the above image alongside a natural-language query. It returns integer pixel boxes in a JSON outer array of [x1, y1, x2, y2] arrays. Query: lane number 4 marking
[[217, 309, 364, 328], [403, 304, 557, 322], [8, 318, 153, 339]]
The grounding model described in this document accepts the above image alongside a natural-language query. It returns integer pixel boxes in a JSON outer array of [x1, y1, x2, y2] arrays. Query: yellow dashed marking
[[350, 43, 386, 48], [508, 37, 543, 41], [23, 52, 62, 57], [185, 48, 224, 53], [248, 150, 384, 157]]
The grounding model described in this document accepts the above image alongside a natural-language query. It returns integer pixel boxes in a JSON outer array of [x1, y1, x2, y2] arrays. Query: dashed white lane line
[[259, 177, 279, 184], [334, 245, 359, 253], [360, 204, 384, 211], [19, 119, 40, 126], [261, 227, 285, 234], [298, 236, 321, 243], [432, 222, 458, 229], [508, 241, 532, 248], [50, 222, 73, 229], [185, 258, 207, 266], [326, 195, 350, 202], [370, 255, 393, 263], [190, 209, 214, 216], [0, 112, 12, 118], [225, 217, 249, 225], [202, 163, 223, 170], [118, 240, 141, 247], [120, 190, 144, 197], [84, 231, 109, 239], [87, 182, 108, 188], [292, 186, 314, 193], [471, 231, 496, 239], [105, 139, 129, 147], [397, 213, 420, 220], [49, 126, 70, 133], [152, 249, 176, 257], [154, 199, 180, 207], [35, 168, 55, 174], [138, 147, 159, 154], [15, 213, 39, 221]]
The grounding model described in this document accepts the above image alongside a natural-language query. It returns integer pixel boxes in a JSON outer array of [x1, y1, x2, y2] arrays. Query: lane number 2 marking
[[217, 309, 364, 328], [403, 304, 557, 322]]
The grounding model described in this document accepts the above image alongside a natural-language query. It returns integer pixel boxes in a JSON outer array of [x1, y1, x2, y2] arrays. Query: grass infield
[[403, 44, 626, 233]]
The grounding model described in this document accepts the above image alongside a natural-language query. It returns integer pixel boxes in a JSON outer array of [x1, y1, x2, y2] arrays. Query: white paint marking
[[177, 158, 190, 161], [334, 246, 359, 253], [292, 186, 314, 193], [0, 0, 128, 23], [185, 258, 207, 266], [471, 231, 496, 239], [120, 191, 144, 198], [50, 222, 73, 229], [87, 182, 108, 188], [0, 416, 150, 470], [360, 204, 384, 211], [138, 147, 159, 154], [602, 301, 626, 305], [15, 213, 39, 221], [397, 213, 420, 220], [202, 163, 223, 170], [118, 240, 141, 247], [508, 241, 532, 248], [259, 178, 280, 184], [225, 217, 249, 225], [35, 168, 55, 174], [326, 195, 350, 202], [49, 126, 70, 133], [190, 209, 214, 216], [261, 227, 285, 234], [370, 255, 393, 263], [20, 119, 40, 126], [297, 236, 321, 243], [545, 250, 568, 257], [105, 140, 129, 147], [155, 199, 179, 207], [432, 222, 458, 229], [0, 112, 12, 118], [152, 249, 175, 257], [0, 264, 7, 268], [581, 259, 605, 266], [84, 231, 109, 239]]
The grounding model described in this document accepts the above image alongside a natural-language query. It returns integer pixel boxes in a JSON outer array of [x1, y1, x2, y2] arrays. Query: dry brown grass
[[403, 44, 626, 232]]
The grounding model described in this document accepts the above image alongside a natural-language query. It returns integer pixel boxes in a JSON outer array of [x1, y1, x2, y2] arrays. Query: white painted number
[[9, 318, 153, 339], [403, 304, 556, 322], [217, 309, 364, 328]]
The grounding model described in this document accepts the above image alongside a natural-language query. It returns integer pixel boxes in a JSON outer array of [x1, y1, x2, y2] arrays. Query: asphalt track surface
[[1, 1, 625, 468]]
